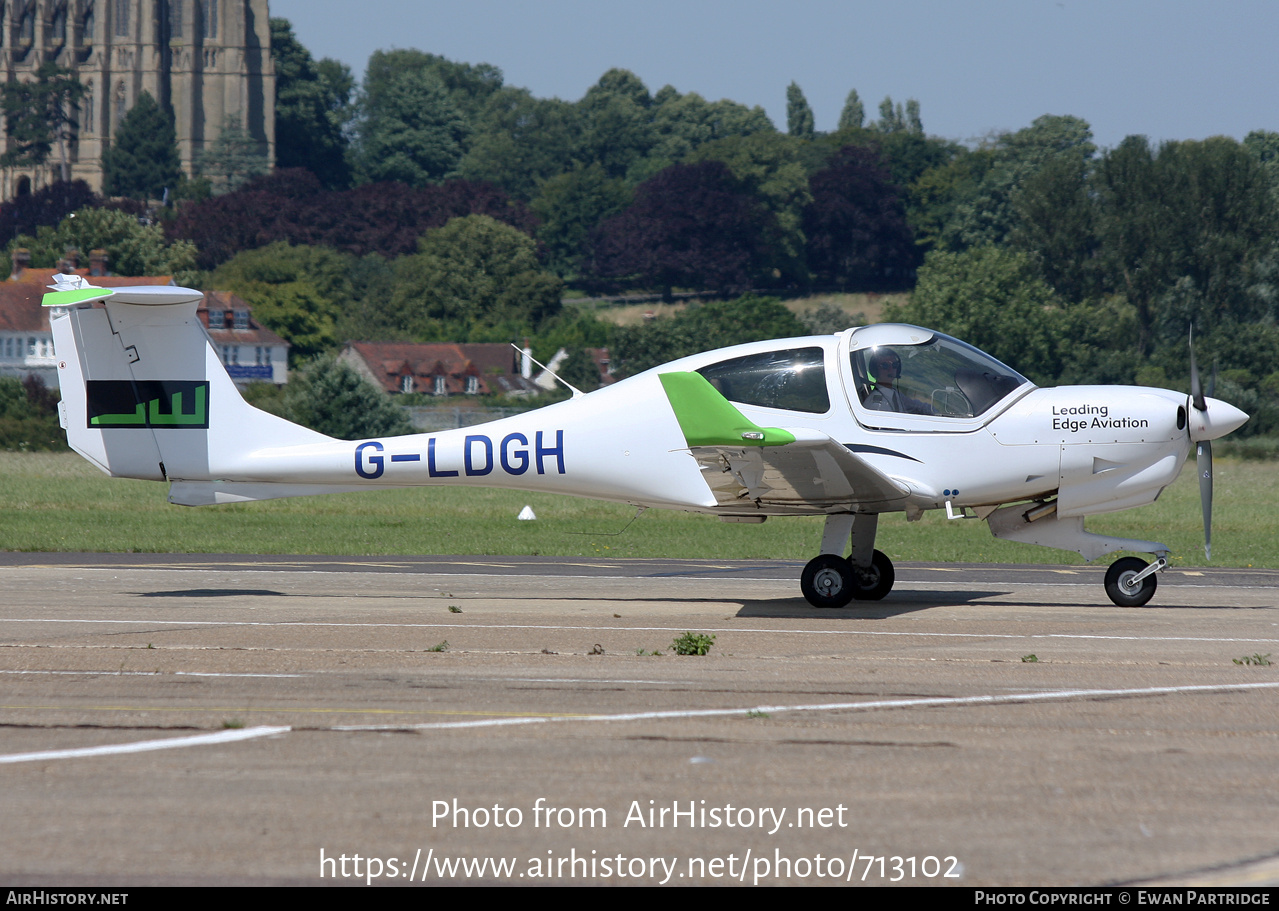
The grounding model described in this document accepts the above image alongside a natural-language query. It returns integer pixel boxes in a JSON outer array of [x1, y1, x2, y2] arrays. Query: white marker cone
[[517, 505, 537, 521]]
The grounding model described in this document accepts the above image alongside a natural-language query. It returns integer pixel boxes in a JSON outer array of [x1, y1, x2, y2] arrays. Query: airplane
[[41, 277, 1249, 609]]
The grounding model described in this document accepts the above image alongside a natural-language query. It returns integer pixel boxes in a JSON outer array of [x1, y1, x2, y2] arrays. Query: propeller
[[1188, 332, 1217, 561]]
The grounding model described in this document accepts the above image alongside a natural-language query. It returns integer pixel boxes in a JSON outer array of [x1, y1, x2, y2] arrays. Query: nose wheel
[[1104, 556, 1159, 607], [800, 550, 895, 608]]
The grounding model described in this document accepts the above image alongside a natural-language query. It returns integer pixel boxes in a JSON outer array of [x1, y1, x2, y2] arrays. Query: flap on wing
[[660, 370, 909, 512], [688, 438, 909, 511]]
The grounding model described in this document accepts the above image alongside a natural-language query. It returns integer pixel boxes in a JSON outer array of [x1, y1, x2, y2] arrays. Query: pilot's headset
[[867, 347, 901, 387]]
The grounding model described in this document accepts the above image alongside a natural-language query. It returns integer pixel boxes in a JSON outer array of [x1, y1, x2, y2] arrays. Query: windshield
[[851, 334, 1028, 418]]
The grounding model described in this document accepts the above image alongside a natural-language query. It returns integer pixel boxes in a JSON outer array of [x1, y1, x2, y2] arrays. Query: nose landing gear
[[1103, 555, 1164, 607]]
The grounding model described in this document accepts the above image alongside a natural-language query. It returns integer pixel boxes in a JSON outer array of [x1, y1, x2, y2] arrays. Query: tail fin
[[48, 280, 328, 484]]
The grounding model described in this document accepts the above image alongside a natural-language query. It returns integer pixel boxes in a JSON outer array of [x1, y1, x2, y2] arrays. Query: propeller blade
[[1189, 330, 1207, 412], [1198, 439, 1213, 561]]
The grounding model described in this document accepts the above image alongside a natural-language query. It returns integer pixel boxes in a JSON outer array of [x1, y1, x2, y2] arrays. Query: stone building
[[0, 0, 274, 199]]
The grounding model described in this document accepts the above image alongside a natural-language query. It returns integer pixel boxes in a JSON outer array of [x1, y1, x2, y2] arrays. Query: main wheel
[[850, 549, 895, 601], [1104, 556, 1157, 607], [801, 554, 855, 608]]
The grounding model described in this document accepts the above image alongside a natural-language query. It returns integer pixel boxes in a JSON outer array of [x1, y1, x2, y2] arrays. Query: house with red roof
[[3, 249, 287, 389], [340, 341, 543, 397]]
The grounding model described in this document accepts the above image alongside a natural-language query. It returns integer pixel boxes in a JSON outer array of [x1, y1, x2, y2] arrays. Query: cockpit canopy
[[847, 324, 1030, 418], [696, 347, 830, 414], [682, 323, 1033, 427]]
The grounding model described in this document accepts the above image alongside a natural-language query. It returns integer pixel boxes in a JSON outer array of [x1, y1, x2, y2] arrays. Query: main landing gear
[[800, 514, 895, 608]]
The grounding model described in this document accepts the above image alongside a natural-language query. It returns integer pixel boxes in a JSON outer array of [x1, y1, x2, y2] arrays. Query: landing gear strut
[[800, 514, 895, 608], [987, 503, 1171, 607]]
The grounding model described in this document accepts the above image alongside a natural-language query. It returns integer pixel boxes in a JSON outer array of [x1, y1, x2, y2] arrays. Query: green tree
[[575, 69, 657, 180], [0, 376, 67, 451], [355, 48, 504, 188], [1244, 129, 1279, 202], [555, 348, 605, 393], [100, 92, 181, 200], [905, 99, 923, 134], [1009, 151, 1097, 302], [388, 215, 563, 339], [688, 132, 812, 282], [837, 89, 865, 131], [8, 206, 196, 279], [0, 62, 85, 182], [197, 114, 270, 194], [270, 17, 352, 188], [875, 96, 905, 133], [335, 253, 398, 342], [886, 246, 1062, 384], [786, 82, 815, 139], [905, 148, 991, 252], [317, 59, 357, 129], [357, 69, 469, 186], [530, 164, 632, 279], [612, 295, 807, 376], [361, 49, 503, 124], [534, 308, 613, 359], [208, 240, 359, 306], [207, 242, 357, 363], [457, 88, 579, 199], [939, 115, 1095, 252], [1092, 135, 1277, 354], [872, 96, 923, 135], [233, 280, 339, 365], [639, 86, 773, 178], [282, 354, 413, 439], [804, 144, 918, 291]]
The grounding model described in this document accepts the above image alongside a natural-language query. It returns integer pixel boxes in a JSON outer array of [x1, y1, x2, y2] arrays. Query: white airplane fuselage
[[46, 289, 1248, 607]]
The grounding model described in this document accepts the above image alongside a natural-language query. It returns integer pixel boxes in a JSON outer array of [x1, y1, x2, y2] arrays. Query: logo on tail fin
[[86, 381, 210, 429]]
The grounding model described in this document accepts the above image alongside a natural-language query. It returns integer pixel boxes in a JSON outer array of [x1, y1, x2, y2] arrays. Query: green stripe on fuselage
[[658, 371, 795, 447]]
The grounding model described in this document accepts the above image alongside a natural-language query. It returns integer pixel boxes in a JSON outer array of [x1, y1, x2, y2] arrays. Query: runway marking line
[[0, 703, 593, 719], [5, 682, 1279, 759], [3, 616, 1278, 645], [0, 725, 289, 764], [333, 680, 1279, 732], [0, 669, 305, 679]]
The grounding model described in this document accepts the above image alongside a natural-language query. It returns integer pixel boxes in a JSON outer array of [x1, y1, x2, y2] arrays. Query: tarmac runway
[[1, 553, 1278, 886]]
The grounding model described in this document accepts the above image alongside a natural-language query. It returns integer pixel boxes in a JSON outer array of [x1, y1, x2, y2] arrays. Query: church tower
[[0, 0, 275, 199]]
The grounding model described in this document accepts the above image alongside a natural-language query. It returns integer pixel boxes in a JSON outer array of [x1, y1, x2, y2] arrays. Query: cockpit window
[[698, 347, 830, 414], [851, 335, 1027, 418]]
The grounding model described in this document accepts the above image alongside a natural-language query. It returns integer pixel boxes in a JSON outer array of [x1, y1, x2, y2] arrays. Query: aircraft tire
[[801, 554, 856, 608], [851, 549, 895, 601], [1104, 557, 1157, 607]]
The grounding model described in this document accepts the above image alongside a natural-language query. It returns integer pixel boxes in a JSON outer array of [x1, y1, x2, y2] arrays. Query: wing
[[659, 372, 909, 514]]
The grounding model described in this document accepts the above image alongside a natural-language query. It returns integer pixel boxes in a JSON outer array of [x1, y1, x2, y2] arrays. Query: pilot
[[863, 348, 930, 414]]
